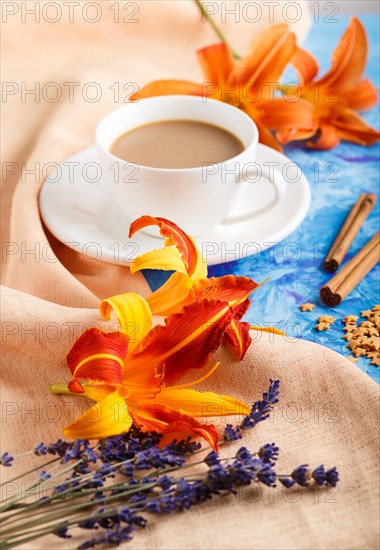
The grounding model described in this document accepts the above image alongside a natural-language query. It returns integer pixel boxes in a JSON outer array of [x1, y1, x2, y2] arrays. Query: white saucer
[[39, 145, 310, 266]]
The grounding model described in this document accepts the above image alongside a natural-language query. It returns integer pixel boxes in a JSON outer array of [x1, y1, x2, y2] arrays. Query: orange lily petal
[[132, 403, 219, 450], [254, 119, 283, 151], [129, 216, 207, 279], [334, 109, 380, 146], [66, 328, 129, 393], [100, 292, 152, 352], [291, 47, 319, 85], [229, 24, 296, 89], [196, 43, 234, 85], [152, 388, 250, 418], [148, 274, 257, 318], [336, 126, 380, 146], [305, 122, 341, 150], [231, 298, 250, 321], [147, 272, 194, 316], [130, 80, 204, 101], [127, 299, 233, 385], [348, 79, 379, 111], [316, 17, 368, 94], [257, 98, 314, 131], [63, 390, 132, 440], [224, 319, 251, 360], [192, 275, 257, 311], [276, 125, 317, 145]]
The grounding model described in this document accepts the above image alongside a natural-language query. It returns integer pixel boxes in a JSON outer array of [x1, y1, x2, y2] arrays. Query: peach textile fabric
[[1, 2, 379, 549]]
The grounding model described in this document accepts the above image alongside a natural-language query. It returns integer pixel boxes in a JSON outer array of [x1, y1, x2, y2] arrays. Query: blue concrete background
[[144, 15, 380, 383]]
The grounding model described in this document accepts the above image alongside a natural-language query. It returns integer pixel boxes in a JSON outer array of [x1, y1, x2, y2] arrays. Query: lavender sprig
[[0, 380, 339, 550], [240, 379, 280, 430]]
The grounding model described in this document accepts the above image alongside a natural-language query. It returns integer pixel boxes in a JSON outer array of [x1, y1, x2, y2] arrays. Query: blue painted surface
[[144, 15, 380, 383]]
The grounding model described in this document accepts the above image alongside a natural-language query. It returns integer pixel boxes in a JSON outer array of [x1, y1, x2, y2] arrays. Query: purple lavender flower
[[166, 438, 201, 455], [130, 514, 147, 527], [53, 483, 69, 495], [118, 507, 132, 523], [312, 465, 326, 485], [235, 447, 252, 463], [85, 472, 104, 489], [79, 518, 99, 530], [223, 424, 242, 441], [53, 522, 72, 539], [259, 443, 279, 464], [325, 467, 339, 487], [234, 447, 277, 486], [240, 379, 280, 430], [291, 464, 310, 487], [80, 524, 136, 548], [97, 463, 113, 476], [174, 478, 196, 509], [75, 462, 91, 475], [34, 442, 47, 456], [279, 477, 296, 488], [79, 535, 106, 549], [158, 475, 173, 491], [204, 451, 220, 467], [0, 452, 13, 467], [46, 438, 68, 457], [81, 447, 97, 463], [120, 463, 135, 477], [228, 461, 255, 487], [312, 465, 339, 487], [257, 463, 277, 486]]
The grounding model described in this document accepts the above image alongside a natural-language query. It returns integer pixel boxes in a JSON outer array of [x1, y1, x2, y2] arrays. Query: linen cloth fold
[[1, 3, 379, 549]]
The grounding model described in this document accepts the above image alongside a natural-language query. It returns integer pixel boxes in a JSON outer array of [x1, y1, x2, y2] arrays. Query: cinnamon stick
[[324, 193, 377, 272], [320, 231, 380, 307]]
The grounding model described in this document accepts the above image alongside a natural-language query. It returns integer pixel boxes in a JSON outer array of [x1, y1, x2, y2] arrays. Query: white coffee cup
[[96, 95, 286, 236]]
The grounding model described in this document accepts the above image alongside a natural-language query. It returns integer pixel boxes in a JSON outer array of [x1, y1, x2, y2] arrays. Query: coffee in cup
[[110, 120, 245, 169], [96, 95, 286, 236]]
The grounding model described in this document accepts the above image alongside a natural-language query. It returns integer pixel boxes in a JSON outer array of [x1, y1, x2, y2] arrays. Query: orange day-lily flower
[[131, 24, 314, 151], [51, 295, 251, 450], [127, 216, 261, 360], [281, 17, 380, 149]]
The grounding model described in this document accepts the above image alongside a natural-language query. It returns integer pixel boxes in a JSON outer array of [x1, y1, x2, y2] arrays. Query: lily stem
[[193, 0, 241, 60]]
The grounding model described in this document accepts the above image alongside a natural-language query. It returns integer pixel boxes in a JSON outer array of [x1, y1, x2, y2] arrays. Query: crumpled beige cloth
[[1, 3, 379, 549]]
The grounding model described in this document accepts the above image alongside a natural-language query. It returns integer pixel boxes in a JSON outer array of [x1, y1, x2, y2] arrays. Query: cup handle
[[221, 164, 287, 225]]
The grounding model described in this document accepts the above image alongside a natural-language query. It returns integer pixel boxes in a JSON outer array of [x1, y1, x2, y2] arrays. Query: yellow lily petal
[[63, 391, 132, 440], [130, 247, 187, 274], [83, 384, 120, 402], [188, 237, 207, 280], [251, 325, 286, 336], [147, 272, 194, 316], [100, 292, 152, 352], [147, 387, 250, 418]]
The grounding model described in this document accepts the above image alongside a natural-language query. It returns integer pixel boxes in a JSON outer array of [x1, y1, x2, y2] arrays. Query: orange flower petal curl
[[66, 328, 129, 393]]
